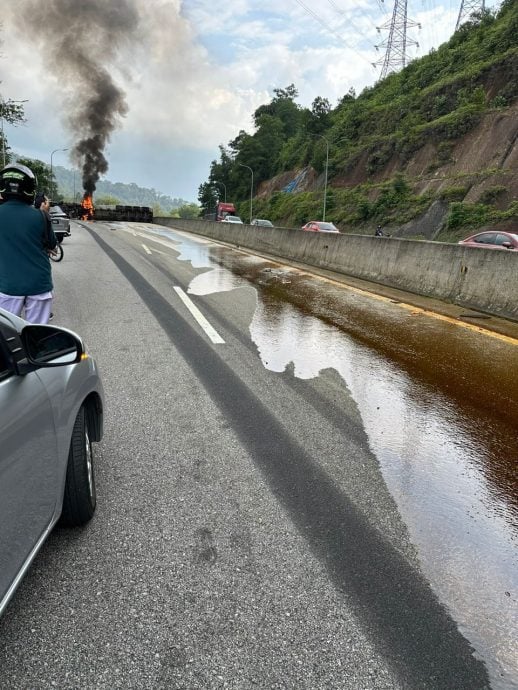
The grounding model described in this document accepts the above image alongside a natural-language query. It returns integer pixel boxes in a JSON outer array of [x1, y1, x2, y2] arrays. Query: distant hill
[[53, 166, 190, 213]]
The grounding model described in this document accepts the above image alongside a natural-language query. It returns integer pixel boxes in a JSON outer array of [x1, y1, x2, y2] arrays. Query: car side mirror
[[502, 242, 513, 249], [21, 325, 84, 367]]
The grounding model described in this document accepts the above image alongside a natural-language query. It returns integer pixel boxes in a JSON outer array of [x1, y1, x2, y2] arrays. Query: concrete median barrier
[[154, 217, 518, 322]]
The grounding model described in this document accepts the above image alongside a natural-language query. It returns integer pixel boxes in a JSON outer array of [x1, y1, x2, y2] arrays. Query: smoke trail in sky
[[19, 0, 140, 194]]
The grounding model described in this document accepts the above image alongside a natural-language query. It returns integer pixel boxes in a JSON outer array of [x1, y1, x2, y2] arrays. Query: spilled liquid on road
[[150, 226, 518, 689]]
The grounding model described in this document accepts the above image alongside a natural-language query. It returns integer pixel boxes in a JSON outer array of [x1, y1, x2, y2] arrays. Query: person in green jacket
[[0, 164, 57, 323]]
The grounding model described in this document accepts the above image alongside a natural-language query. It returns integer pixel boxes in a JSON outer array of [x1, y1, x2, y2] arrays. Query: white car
[[0, 307, 104, 617], [251, 219, 274, 227], [49, 205, 71, 243], [222, 215, 244, 224]]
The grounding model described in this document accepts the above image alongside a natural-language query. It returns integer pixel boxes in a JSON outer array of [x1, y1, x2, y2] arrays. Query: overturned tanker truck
[[61, 200, 153, 223]]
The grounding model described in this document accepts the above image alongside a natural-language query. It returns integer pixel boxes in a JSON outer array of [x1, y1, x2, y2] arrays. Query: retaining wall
[[154, 217, 518, 321]]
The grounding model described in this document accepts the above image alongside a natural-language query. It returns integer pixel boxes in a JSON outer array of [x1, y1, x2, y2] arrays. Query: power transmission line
[[292, 0, 374, 65], [292, 0, 354, 43], [325, 0, 379, 44], [373, 0, 421, 79]]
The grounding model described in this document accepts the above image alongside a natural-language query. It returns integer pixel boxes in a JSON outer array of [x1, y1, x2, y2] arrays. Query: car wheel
[[60, 406, 97, 526]]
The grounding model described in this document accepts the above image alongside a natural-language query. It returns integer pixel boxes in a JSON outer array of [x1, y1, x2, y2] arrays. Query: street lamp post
[[1, 118, 5, 169], [238, 163, 253, 224], [50, 147, 68, 200], [214, 180, 227, 202], [309, 133, 329, 221]]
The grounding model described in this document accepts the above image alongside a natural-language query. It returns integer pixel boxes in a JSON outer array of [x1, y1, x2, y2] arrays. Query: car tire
[[60, 406, 97, 527]]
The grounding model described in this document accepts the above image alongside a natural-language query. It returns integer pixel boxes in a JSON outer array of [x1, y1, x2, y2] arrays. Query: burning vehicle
[[80, 194, 94, 221]]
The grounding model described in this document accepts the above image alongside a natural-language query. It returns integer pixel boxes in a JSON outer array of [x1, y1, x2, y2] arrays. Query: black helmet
[[0, 164, 37, 202]]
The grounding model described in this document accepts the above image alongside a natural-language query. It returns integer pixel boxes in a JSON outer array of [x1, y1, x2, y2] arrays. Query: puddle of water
[[150, 225, 518, 688]]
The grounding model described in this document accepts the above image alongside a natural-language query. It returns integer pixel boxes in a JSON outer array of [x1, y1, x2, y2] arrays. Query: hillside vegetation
[[198, 0, 518, 240]]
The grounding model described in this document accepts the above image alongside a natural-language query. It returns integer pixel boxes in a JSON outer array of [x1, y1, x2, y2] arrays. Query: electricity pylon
[[455, 0, 486, 30], [373, 0, 421, 79]]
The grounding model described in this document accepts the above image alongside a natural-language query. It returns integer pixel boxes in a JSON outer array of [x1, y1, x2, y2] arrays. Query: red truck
[[204, 202, 236, 221], [215, 202, 236, 221]]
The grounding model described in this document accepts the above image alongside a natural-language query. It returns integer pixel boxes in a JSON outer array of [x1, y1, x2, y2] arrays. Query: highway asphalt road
[[1, 220, 514, 689]]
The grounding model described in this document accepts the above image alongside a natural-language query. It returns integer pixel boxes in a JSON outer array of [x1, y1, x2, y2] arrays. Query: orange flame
[[81, 194, 94, 221]]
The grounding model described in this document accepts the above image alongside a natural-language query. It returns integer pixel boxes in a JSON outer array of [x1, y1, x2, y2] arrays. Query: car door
[[0, 325, 59, 607]]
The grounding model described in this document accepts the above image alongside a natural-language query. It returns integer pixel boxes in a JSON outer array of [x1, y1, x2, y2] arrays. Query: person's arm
[[41, 209, 58, 250]]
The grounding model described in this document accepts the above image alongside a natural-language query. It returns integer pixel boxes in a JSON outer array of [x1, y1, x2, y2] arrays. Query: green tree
[[208, 145, 233, 198], [0, 98, 26, 166], [253, 84, 303, 138], [16, 157, 52, 194], [247, 113, 285, 181], [311, 96, 331, 119], [306, 96, 332, 134], [178, 203, 201, 219], [198, 181, 218, 215]]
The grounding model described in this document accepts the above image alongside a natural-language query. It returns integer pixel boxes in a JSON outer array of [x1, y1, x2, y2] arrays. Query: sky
[[0, 0, 500, 203]]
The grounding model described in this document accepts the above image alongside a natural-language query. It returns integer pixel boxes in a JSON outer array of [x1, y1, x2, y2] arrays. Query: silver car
[[49, 205, 71, 243], [0, 307, 104, 616], [251, 218, 274, 227], [221, 215, 244, 224]]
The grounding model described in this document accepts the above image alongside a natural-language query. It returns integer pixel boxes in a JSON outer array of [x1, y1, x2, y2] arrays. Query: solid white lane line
[[173, 287, 225, 344], [142, 243, 152, 254]]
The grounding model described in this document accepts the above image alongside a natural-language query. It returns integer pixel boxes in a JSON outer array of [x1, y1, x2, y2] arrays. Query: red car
[[458, 230, 518, 250], [302, 221, 340, 234]]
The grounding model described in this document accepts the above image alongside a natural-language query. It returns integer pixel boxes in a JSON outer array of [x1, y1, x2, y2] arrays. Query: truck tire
[[60, 406, 97, 527]]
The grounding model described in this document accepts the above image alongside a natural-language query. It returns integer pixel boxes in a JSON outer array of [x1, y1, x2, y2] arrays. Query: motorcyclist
[[0, 164, 57, 323]]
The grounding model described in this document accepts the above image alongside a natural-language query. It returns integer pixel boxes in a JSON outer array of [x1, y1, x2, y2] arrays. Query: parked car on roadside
[[0, 307, 104, 617], [251, 218, 274, 227], [302, 221, 340, 234], [49, 205, 71, 243], [222, 215, 244, 224], [458, 230, 518, 250]]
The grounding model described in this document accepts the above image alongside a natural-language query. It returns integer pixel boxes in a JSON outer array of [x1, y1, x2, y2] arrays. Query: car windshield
[[318, 222, 337, 230], [228, 216, 242, 222], [49, 206, 65, 215]]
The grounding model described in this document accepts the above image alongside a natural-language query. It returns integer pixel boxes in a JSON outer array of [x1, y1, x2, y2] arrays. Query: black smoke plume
[[20, 0, 140, 195]]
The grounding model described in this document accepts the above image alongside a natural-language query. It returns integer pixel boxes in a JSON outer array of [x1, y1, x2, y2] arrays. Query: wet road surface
[[0, 221, 516, 689], [141, 223, 518, 688]]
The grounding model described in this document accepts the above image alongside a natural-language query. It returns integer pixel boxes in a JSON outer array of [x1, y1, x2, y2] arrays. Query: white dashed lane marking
[[173, 286, 225, 345]]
